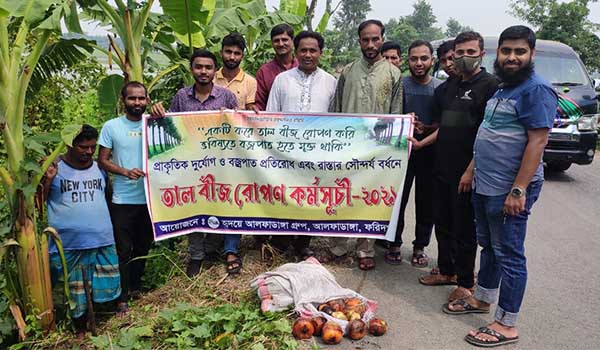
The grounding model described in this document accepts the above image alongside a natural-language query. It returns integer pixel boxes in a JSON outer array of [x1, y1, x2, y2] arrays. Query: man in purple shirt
[[151, 49, 239, 277], [254, 23, 298, 111]]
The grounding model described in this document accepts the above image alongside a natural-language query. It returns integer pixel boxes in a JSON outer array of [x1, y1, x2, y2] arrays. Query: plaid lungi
[[50, 244, 121, 318]]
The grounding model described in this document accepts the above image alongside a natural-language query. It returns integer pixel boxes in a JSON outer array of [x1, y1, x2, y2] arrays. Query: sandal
[[419, 273, 457, 286], [442, 298, 490, 315], [116, 302, 129, 317], [465, 326, 519, 347], [448, 286, 475, 302], [384, 249, 402, 265], [225, 253, 242, 275], [358, 257, 376, 271], [411, 250, 429, 268]]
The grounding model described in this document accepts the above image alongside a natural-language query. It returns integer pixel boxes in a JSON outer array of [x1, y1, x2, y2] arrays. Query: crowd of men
[[42, 20, 556, 347]]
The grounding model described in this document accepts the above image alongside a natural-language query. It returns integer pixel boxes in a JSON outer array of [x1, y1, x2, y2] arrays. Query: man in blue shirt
[[42, 124, 121, 335], [384, 40, 441, 267], [99, 81, 154, 305], [443, 26, 557, 348]]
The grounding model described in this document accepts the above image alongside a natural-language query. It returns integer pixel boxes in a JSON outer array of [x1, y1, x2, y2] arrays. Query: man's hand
[[458, 169, 473, 193], [504, 194, 526, 216], [124, 168, 145, 180], [251, 105, 261, 114], [150, 102, 166, 117], [44, 160, 58, 181], [408, 137, 423, 150]]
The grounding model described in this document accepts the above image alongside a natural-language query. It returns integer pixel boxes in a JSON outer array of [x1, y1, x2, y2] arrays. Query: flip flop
[[384, 250, 403, 265], [225, 253, 242, 275], [464, 326, 519, 347], [411, 251, 429, 268], [442, 298, 490, 315]]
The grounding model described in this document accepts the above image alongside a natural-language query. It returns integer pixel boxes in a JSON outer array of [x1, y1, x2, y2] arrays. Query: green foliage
[[445, 17, 473, 38], [327, 0, 371, 66], [98, 74, 125, 117], [140, 240, 184, 290], [510, 0, 600, 71], [91, 302, 298, 350]]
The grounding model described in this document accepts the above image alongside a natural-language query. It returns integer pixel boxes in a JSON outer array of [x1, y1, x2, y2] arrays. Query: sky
[[85, 0, 600, 37]]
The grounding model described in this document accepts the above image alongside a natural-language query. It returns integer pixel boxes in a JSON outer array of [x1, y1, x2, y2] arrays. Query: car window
[[482, 53, 590, 86]]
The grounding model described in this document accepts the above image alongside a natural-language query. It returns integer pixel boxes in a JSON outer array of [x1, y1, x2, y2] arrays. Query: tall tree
[[510, 0, 600, 71], [328, 0, 372, 66], [445, 18, 473, 38], [403, 0, 443, 41]]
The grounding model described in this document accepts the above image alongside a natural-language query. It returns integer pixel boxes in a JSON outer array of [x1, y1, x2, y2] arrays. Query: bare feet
[[116, 302, 129, 317], [448, 286, 475, 302], [419, 273, 457, 286], [468, 321, 519, 344]]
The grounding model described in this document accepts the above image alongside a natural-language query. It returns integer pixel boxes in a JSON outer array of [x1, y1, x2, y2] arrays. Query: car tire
[[546, 161, 571, 172]]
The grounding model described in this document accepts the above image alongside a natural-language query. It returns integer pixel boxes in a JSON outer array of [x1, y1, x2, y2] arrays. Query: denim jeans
[[223, 234, 241, 255], [472, 181, 543, 327], [188, 233, 241, 260]]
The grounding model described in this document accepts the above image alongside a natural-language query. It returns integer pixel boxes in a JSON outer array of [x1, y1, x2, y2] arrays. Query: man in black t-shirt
[[410, 32, 499, 303]]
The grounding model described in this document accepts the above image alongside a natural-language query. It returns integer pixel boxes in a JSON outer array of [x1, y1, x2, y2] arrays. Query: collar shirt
[[329, 57, 402, 114], [266, 67, 337, 113], [255, 58, 299, 110], [214, 68, 257, 109], [474, 72, 557, 195], [168, 84, 238, 113]]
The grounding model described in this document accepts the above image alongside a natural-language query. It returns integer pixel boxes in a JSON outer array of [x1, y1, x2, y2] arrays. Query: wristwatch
[[510, 187, 525, 198]]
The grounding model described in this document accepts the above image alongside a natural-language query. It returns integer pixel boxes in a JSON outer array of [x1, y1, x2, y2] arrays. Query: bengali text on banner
[[143, 110, 413, 241]]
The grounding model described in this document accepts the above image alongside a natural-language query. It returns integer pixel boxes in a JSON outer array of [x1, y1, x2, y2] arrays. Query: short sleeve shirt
[[47, 160, 114, 252], [402, 76, 442, 140], [99, 116, 146, 204], [433, 69, 499, 183], [474, 72, 557, 195], [168, 84, 238, 112], [214, 68, 257, 109]]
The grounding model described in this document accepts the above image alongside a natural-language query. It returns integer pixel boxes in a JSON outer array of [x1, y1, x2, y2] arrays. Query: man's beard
[[125, 105, 146, 117], [494, 59, 534, 86], [223, 60, 240, 70], [361, 48, 379, 60], [410, 66, 432, 79]]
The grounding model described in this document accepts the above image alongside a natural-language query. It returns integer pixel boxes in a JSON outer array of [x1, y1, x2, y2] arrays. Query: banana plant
[[0, 0, 87, 333]]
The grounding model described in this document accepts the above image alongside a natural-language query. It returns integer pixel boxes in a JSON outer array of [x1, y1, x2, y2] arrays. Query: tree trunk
[[15, 194, 55, 332]]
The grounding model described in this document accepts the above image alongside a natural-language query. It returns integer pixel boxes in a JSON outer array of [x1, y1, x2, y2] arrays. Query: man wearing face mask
[[413, 32, 499, 304]]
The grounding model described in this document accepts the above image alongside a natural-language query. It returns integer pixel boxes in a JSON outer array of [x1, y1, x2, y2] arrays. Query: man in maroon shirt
[[254, 23, 298, 110]]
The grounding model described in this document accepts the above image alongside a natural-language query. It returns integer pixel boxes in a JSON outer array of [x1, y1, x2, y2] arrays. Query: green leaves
[[159, 0, 217, 48], [98, 74, 124, 117], [60, 124, 83, 148]]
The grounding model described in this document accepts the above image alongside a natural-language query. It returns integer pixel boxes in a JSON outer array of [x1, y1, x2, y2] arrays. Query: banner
[[143, 111, 413, 241]]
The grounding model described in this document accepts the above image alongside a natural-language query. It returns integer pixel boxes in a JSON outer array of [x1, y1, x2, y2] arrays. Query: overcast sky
[[265, 0, 600, 36], [85, 0, 600, 37]]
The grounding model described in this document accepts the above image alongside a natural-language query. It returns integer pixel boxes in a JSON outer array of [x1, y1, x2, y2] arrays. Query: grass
[[15, 240, 308, 350]]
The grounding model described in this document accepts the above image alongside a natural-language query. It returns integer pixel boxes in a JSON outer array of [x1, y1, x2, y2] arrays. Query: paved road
[[326, 158, 600, 350]]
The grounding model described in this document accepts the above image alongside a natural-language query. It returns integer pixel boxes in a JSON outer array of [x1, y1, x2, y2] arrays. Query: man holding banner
[[266, 30, 337, 259], [327, 19, 403, 271], [150, 49, 240, 277]]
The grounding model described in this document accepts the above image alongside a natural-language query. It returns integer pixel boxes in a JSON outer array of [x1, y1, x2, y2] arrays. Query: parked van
[[434, 37, 598, 171]]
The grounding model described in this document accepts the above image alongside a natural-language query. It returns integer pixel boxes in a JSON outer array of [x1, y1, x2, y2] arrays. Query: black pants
[[392, 147, 435, 249], [110, 203, 154, 301], [270, 235, 312, 255], [433, 177, 477, 289]]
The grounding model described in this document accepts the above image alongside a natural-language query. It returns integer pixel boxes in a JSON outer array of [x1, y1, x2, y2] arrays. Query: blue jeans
[[472, 181, 542, 327], [223, 234, 241, 255]]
